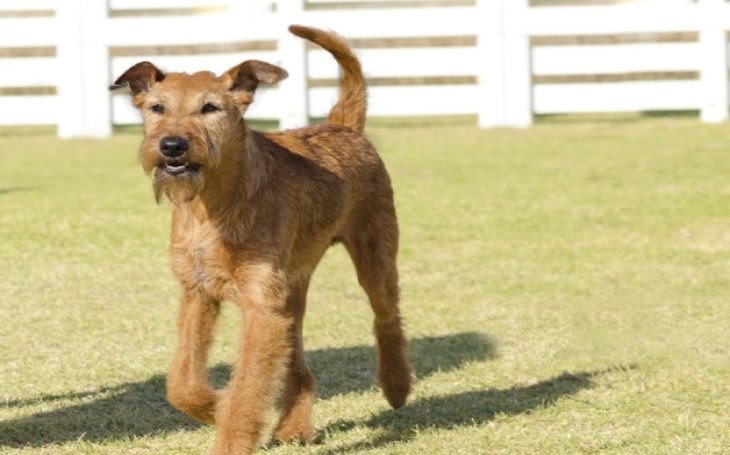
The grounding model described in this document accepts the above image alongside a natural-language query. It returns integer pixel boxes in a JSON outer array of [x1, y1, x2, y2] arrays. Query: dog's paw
[[271, 426, 318, 446]]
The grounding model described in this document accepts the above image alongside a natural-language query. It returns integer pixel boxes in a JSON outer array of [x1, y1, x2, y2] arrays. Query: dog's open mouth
[[161, 160, 201, 176]]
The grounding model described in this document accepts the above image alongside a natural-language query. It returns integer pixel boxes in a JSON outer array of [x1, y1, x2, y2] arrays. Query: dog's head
[[112, 60, 287, 203]]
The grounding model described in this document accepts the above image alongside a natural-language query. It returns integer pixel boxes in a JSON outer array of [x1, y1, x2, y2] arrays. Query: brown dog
[[112, 25, 413, 454]]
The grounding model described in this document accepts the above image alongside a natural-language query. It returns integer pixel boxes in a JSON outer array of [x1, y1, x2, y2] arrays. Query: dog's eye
[[201, 103, 219, 114], [151, 104, 165, 114]]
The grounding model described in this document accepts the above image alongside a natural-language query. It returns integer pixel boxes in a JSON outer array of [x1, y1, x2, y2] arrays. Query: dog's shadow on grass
[[315, 369, 611, 454], [0, 332, 601, 450], [310, 331, 499, 400]]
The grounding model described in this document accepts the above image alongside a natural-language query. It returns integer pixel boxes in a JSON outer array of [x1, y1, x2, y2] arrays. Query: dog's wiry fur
[[113, 25, 413, 454]]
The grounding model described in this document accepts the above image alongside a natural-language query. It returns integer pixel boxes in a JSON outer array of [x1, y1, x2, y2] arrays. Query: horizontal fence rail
[[0, 0, 728, 137]]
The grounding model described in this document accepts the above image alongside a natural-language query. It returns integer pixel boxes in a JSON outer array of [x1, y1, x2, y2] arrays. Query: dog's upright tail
[[289, 25, 367, 135]]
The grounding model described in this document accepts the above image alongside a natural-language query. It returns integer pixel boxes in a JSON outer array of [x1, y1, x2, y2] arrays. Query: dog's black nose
[[159, 136, 189, 158]]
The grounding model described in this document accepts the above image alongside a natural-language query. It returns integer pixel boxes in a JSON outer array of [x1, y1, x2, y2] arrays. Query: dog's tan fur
[[113, 25, 413, 454]]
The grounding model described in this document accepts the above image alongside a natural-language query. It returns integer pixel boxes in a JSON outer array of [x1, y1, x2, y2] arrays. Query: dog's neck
[[184, 119, 265, 231]]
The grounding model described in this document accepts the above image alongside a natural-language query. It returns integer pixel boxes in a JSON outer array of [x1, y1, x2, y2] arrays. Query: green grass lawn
[[1, 115, 729, 454]]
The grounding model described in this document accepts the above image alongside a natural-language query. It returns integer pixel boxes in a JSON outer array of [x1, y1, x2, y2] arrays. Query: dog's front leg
[[211, 267, 293, 455], [167, 289, 221, 425]]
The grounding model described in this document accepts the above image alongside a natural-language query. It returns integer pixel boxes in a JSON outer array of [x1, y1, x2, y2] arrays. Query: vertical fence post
[[56, 0, 83, 138], [503, 0, 532, 127], [277, 0, 309, 129], [81, 0, 112, 138], [699, 0, 729, 123], [476, 0, 506, 128], [477, 0, 532, 128], [57, 0, 111, 138]]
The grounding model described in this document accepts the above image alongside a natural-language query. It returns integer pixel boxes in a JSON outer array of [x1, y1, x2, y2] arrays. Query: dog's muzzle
[[158, 136, 200, 176], [161, 161, 200, 176]]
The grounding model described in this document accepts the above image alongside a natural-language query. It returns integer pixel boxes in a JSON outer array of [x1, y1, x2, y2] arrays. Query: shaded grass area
[[0, 333, 495, 448], [1, 115, 729, 454]]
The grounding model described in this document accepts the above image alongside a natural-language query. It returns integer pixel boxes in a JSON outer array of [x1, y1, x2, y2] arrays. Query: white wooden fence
[[0, 0, 728, 138]]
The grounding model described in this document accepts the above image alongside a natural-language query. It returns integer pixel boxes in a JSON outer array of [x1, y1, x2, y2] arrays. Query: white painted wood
[[55, 0, 84, 138], [104, 14, 278, 46], [3, 0, 730, 136], [247, 87, 286, 119], [104, 7, 476, 47], [277, 0, 309, 129], [523, 4, 702, 36], [0, 17, 57, 47], [56, 0, 111, 138], [307, 47, 478, 79], [81, 0, 112, 138], [0, 96, 57, 125], [503, 0, 532, 127], [297, 8, 479, 39], [699, 0, 729, 122], [0, 57, 56, 86], [533, 43, 701, 76], [475, 0, 532, 128], [309, 85, 479, 118], [534, 81, 701, 114], [476, 0, 507, 128], [112, 95, 143, 125], [309, 0, 415, 3], [229, 0, 274, 14], [0, 0, 54, 12], [109, 0, 230, 10]]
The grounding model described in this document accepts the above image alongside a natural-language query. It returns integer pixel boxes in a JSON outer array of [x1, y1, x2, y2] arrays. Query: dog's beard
[[152, 170, 204, 205]]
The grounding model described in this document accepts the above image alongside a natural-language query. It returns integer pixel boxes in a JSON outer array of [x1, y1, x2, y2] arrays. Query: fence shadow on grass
[[0, 332, 495, 448]]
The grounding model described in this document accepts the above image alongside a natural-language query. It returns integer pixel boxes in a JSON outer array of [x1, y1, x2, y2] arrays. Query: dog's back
[[261, 26, 385, 205]]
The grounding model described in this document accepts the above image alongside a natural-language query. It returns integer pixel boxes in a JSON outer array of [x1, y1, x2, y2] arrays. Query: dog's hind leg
[[166, 289, 221, 424], [272, 277, 317, 444], [343, 199, 414, 409]]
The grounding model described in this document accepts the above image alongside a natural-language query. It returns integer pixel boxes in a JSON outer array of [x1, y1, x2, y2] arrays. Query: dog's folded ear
[[225, 60, 288, 93], [111, 61, 165, 94]]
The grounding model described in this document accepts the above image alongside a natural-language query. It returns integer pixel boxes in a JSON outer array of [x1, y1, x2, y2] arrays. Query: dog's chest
[[170, 214, 237, 301]]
